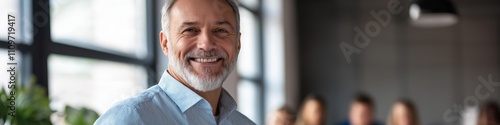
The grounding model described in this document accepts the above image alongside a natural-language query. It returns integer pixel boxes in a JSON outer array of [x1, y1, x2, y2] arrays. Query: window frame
[[0, 0, 159, 92], [238, 1, 266, 124]]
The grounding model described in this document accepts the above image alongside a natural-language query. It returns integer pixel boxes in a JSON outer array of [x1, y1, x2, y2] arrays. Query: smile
[[190, 58, 221, 63]]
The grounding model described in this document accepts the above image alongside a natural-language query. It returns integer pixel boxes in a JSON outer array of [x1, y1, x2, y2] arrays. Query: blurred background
[[0, 0, 499, 125]]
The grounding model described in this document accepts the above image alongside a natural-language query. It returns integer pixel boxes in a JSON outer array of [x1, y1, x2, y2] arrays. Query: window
[[1, 0, 157, 117], [237, 80, 261, 124], [0, 0, 31, 44], [0, 49, 23, 89], [48, 55, 147, 114], [0, 0, 29, 88], [51, 0, 147, 58], [235, 1, 264, 124], [45, 0, 154, 114], [237, 8, 260, 79], [0, 0, 20, 41]]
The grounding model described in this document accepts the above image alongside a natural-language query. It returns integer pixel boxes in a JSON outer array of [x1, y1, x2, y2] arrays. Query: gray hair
[[161, 0, 240, 38]]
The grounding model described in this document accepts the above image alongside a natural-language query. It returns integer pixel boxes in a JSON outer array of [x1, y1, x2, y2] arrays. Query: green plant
[[1, 77, 100, 125], [0, 77, 53, 125], [64, 106, 99, 125]]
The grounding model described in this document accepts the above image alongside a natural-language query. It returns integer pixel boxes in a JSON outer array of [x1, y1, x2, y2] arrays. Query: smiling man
[[94, 0, 254, 124]]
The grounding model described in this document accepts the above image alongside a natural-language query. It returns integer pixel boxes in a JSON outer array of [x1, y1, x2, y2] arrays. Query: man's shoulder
[[115, 85, 165, 107], [101, 85, 176, 115], [94, 85, 179, 125]]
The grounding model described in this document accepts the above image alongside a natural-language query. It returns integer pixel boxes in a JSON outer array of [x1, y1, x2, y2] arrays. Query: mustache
[[184, 49, 228, 60]]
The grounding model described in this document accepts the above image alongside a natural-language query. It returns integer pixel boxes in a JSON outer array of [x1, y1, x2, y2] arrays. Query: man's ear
[[237, 32, 241, 53], [159, 31, 169, 56]]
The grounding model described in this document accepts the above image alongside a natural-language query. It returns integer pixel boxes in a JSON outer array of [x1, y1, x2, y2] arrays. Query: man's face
[[162, 0, 240, 92], [349, 102, 373, 125]]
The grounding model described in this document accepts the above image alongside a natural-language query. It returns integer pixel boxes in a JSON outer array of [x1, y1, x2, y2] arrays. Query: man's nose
[[197, 31, 216, 51]]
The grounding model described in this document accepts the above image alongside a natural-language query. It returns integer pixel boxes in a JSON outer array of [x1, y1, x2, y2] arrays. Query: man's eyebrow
[[216, 21, 235, 29], [177, 21, 235, 29], [178, 21, 199, 29]]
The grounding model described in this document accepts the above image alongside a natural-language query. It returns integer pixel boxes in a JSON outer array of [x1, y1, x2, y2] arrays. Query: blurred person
[[267, 106, 296, 125], [296, 95, 327, 125], [94, 0, 255, 124], [340, 93, 381, 125], [477, 101, 500, 125], [386, 99, 419, 125]]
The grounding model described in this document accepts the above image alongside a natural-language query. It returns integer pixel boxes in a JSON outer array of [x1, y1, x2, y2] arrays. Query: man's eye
[[214, 29, 231, 37], [215, 29, 228, 33], [184, 28, 197, 33], [182, 28, 199, 35]]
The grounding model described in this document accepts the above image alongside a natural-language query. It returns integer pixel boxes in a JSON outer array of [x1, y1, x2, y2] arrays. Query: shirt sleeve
[[94, 104, 144, 125]]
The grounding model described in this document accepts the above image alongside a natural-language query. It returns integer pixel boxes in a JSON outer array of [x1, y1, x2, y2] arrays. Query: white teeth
[[194, 58, 218, 63]]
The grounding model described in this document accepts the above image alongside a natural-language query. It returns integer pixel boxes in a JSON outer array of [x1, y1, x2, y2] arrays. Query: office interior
[[0, 0, 499, 124]]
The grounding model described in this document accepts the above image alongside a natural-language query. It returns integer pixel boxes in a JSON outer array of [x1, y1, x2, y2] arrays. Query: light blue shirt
[[94, 71, 255, 125]]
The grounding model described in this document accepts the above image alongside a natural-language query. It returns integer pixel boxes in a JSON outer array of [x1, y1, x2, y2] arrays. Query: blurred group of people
[[267, 93, 500, 125]]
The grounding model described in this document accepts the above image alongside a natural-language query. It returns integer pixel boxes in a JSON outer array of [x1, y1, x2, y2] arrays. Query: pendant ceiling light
[[409, 0, 459, 27]]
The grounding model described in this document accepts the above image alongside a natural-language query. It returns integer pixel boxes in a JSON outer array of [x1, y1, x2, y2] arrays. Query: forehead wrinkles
[[170, 0, 235, 26], [213, 0, 231, 11], [201, 0, 237, 26], [214, 0, 237, 26], [203, 0, 236, 27]]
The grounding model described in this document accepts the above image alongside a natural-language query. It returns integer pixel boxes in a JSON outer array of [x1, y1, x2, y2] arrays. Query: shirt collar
[[158, 70, 238, 118], [218, 88, 237, 121], [158, 70, 205, 112]]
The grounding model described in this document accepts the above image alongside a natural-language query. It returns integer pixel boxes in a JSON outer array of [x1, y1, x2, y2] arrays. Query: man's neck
[[167, 68, 222, 116], [194, 87, 222, 116]]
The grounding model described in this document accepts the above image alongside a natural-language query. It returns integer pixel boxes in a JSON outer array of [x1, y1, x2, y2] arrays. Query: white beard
[[167, 44, 236, 92]]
